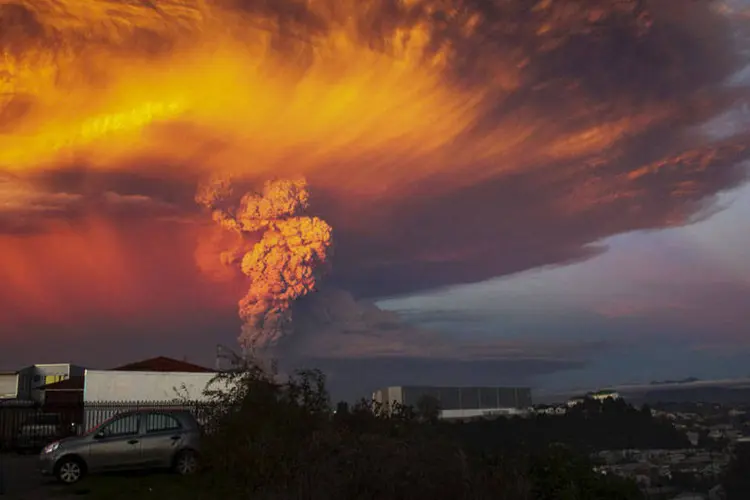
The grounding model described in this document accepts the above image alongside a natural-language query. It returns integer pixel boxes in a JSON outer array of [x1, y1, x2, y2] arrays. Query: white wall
[[82, 370, 233, 431], [440, 407, 532, 420], [83, 370, 227, 403], [0, 373, 18, 399]]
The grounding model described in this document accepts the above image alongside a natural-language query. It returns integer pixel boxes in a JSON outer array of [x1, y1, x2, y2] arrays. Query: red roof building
[[111, 356, 213, 373], [39, 357, 212, 410]]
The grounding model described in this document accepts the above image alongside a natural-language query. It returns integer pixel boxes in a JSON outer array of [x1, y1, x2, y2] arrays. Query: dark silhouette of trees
[[194, 364, 642, 499], [528, 445, 642, 500], [723, 443, 750, 500], [447, 398, 688, 456], [415, 394, 441, 423]]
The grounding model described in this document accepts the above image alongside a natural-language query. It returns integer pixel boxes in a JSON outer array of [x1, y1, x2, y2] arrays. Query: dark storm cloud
[[235, 0, 750, 299], [274, 288, 613, 389], [0, 169, 190, 233], [277, 286, 602, 400], [325, 139, 750, 298], [388, 308, 503, 326]]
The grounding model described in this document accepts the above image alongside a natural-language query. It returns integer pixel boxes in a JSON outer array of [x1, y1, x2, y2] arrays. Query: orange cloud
[[0, 215, 239, 335], [1, 0, 749, 340]]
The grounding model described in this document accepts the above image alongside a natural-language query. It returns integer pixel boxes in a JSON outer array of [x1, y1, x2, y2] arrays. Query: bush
[[194, 362, 640, 500]]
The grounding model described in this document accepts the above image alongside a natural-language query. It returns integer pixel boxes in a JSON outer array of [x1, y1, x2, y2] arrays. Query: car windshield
[[84, 413, 134, 435], [83, 419, 108, 436]]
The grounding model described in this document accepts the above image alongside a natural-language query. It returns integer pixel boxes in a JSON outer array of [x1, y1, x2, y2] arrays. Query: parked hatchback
[[39, 409, 201, 484]]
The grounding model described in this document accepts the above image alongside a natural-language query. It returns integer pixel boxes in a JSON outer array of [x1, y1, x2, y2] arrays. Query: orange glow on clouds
[[0, 0, 711, 200], [1, 0, 749, 336], [0, 216, 237, 334]]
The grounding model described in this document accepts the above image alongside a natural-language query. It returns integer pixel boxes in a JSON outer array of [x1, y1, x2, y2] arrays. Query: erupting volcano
[[2, 0, 750, 360], [196, 175, 333, 351]]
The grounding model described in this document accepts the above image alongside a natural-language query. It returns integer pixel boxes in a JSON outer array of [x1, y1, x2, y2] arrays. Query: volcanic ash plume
[[196, 176, 333, 351]]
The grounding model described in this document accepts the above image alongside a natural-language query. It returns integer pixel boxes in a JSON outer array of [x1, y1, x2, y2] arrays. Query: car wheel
[[173, 450, 199, 476], [56, 457, 85, 484]]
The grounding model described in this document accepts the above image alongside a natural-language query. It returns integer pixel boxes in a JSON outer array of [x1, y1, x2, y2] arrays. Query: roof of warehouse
[[111, 356, 213, 373]]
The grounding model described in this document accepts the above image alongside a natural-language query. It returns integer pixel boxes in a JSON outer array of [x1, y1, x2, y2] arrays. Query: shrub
[[194, 361, 640, 500]]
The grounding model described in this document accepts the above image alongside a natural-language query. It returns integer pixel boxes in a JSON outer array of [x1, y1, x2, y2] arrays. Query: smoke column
[[196, 175, 333, 353]]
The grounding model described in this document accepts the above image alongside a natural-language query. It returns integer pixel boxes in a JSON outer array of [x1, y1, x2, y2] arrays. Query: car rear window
[[145, 413, 182, 433]]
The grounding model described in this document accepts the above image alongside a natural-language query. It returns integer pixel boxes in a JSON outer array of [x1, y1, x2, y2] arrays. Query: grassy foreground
[[49, 473, 203, 500]]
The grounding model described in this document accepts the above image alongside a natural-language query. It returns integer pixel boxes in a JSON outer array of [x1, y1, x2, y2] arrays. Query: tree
[[724, 443, 750, 499], [529, 445, 642, 500], [335, 401, 350, 415], [416, 394, 441, 423], [192, 360, 645, 499]]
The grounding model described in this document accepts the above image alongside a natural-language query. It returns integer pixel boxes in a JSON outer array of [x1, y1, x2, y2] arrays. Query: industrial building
[[0, 364, 87, 403], [372, 385, 533, 419]]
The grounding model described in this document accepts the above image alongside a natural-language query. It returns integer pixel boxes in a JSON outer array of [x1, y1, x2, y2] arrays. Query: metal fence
[[0, 400, 211, 452]]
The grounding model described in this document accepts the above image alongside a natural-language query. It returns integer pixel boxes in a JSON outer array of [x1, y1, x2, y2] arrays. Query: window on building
[[32, 375, 41, 383], [145, 413, 182, 433], [98, 414, 140, 438]]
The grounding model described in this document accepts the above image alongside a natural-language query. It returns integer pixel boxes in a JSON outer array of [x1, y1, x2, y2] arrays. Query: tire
[[173, 449, 199, 476], [55, 457, 85, 485]]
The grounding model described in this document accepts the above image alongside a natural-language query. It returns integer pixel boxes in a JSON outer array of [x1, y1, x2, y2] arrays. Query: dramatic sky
[[2, 0, 750, 401]]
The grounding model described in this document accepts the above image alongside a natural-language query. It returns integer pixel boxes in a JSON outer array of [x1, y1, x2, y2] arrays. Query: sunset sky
[[2, 0, 750, 401]]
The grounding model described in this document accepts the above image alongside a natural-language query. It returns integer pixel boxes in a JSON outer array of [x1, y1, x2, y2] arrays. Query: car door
[[88, 413, 143, 471], [139, 412, 184, 468]]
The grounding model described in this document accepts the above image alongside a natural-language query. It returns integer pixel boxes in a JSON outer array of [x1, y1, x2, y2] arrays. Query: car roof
[[125, 408, 192, 414]]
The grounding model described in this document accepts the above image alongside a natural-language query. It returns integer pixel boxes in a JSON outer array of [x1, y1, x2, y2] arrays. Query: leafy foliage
[[451, 397, 689, 456], [723, 442, 750, 500], [193, 362, 642, 500]]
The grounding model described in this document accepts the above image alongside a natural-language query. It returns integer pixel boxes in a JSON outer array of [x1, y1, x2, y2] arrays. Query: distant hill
[[649, 377, 700, 385], [634, 387, 750, 406], [539, 378, 750, 405], [622, 378, 750, 405]]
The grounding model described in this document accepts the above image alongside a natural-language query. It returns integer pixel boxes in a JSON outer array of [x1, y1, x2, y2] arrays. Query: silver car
[[38, 409, 201, 484]]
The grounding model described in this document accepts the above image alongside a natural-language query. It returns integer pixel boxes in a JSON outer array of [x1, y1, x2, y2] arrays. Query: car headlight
[[42, 442, 60, 454]]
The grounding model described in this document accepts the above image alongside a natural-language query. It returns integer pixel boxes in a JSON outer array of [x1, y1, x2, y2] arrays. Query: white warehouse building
[[372, 385, 533, 419]]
